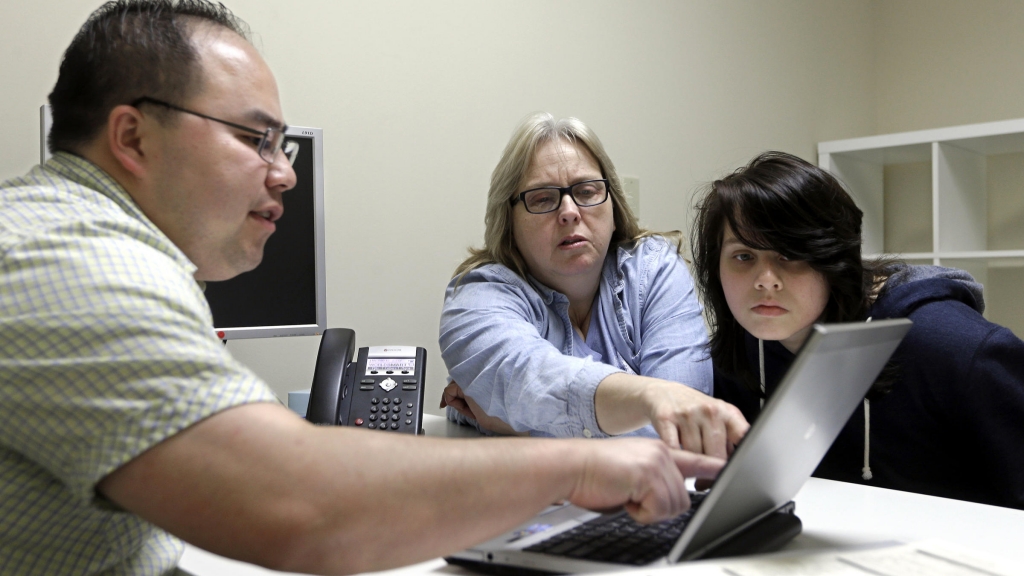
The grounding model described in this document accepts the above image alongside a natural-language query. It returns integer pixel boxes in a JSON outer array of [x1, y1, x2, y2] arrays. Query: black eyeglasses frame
[[510, 179, 611, 214], [130, 96, 298, 165]]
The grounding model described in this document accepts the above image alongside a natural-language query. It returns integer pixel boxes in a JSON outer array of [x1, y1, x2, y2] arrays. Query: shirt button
[[583, 429, 593, 438]]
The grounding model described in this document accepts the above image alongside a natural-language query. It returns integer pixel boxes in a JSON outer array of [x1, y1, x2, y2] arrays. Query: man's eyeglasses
[[131, 96, 299, 165], [510, 179, 610, 214]]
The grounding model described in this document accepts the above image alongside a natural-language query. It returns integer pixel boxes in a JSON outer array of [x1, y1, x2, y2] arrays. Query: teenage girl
[[689, 151, 1024, 509]]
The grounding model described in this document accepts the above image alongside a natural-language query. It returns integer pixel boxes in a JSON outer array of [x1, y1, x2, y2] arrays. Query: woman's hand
[[595, 373, 749, 459], [640, 379, 749, 458], [440, 382, 526, 436]]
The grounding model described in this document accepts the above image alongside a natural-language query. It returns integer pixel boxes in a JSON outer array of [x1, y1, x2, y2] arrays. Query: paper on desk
[[716, 540, 1020, 576]]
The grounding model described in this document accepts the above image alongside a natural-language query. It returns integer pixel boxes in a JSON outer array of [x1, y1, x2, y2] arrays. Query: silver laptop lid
[[669, 319, 912, 561]]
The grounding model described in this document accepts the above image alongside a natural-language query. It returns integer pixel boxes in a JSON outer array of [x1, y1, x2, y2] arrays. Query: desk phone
[[306, 328, 426, 434]]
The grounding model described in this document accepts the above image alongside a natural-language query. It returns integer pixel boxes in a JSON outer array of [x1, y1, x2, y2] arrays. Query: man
[[0, 1, 724, 575]]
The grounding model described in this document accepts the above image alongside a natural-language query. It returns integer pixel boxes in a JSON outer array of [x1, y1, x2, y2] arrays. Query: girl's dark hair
[[48, 0, 250, 154], [690, 151, 897, 396]]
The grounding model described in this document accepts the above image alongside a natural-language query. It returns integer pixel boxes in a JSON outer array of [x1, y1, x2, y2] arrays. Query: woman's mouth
[[559, 235, 587, 248]]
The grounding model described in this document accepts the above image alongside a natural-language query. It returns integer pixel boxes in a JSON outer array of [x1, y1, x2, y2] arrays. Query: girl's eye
[[734, 253, 753, 262]]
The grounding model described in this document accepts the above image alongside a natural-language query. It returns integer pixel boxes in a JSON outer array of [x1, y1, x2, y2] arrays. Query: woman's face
[[719, 223, 830, 353], [512, 138, 615, 294]]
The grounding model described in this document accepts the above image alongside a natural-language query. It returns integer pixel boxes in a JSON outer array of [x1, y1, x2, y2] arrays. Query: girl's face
[[719, 223, 830, 353]]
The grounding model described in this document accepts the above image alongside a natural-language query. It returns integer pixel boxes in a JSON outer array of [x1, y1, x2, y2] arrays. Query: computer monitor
[[39, 106, 328, 340]]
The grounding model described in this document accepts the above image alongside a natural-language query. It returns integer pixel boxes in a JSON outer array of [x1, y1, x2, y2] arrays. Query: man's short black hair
[[47, 0, 250, 154]]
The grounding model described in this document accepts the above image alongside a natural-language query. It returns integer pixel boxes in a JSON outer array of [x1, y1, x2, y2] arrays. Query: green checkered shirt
[[0, 153, 278, 575]]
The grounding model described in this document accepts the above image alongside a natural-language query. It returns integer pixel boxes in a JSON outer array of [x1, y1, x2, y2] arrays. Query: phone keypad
[[352, 394, 419, 433]]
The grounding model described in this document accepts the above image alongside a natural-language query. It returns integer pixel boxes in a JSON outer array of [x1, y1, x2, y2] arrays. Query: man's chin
[[194, 252, 264, 282]]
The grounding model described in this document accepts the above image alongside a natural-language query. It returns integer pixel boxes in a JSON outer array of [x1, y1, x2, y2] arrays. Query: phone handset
[[307, 328, 355, 425]]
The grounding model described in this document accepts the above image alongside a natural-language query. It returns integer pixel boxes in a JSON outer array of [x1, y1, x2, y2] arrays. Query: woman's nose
[[557, 195, 581, 224]]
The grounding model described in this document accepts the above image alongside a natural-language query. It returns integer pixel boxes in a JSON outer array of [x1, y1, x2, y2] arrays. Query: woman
[[690, 151, 1024, 508], [439, 112, 747, 457]]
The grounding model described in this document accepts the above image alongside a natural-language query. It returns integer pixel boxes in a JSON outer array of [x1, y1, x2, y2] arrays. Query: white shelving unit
[[819, 117, 1024, 336]]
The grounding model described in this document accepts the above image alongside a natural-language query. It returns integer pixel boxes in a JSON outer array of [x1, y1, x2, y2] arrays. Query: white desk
[[179, 415, 1024, 575]]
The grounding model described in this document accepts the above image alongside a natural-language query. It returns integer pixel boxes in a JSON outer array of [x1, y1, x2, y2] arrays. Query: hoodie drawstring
[[862, 398, 873, 480], [758, 327, 874, 481], [758, 339, 766, 409], [862, 317, 873, 481]]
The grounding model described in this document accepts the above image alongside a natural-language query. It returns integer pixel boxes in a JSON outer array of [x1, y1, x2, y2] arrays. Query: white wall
[[2, 1, 879, 412], [873, 0, 1024, 336], [874, 0, 1024, 133]]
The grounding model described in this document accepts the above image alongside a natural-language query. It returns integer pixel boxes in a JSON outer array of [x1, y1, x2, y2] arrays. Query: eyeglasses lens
[[572, 181, 606, 206], [281, 140, 299, 166], [259, 131, 299, 166], [524, 190, 560, 213]]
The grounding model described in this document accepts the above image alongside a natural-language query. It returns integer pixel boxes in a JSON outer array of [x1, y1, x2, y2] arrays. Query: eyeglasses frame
[[130, 96, 298, 165], [510, 178, 611, 214]]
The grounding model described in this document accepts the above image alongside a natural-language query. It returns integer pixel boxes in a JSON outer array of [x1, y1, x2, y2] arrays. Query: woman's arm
[[594, 373, 748, 458], [440, 380, 525, 436], [628, 238, 713, 390], [589, 239, 748, 457], [439, 268, 619, 437], [439, 252, 749, 454]]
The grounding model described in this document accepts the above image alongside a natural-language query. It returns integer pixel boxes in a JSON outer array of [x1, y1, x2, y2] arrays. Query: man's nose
[[268, 152, 297, 193]]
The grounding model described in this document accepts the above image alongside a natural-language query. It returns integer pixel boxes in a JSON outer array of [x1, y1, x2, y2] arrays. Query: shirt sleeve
[[960, 324, 1024, 508], [0, 223, 277, 505], [439, 270, 619, 437], [623, 238, 713, 394]]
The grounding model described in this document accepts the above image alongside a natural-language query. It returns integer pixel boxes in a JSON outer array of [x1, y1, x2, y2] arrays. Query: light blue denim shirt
[[439, 236, 712, 438]]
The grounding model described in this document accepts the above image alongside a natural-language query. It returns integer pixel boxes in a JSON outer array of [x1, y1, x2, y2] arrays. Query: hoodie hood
[[870, 263, 985, 319]]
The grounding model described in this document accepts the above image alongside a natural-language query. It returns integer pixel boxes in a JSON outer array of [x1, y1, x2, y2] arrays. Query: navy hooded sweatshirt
[[713, 264, 1024, 509]]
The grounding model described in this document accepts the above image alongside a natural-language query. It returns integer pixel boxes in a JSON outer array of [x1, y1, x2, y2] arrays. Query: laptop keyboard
[[523, 491, 707, 565]]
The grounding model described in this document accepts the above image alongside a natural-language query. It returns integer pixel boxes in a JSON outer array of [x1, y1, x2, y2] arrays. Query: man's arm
[[98, 402, 723, 575]]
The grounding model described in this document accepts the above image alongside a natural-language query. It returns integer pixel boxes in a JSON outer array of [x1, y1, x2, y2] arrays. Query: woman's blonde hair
[[454, 112, 678, 281]]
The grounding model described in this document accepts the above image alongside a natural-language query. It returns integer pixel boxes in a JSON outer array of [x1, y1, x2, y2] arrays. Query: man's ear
[[106, 104, 151, 178]]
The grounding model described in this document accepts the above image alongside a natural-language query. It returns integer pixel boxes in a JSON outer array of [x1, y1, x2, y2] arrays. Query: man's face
[[144, 26, 296, 281]]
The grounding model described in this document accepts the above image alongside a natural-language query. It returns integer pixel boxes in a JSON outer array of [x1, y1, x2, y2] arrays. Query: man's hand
[[440, 381, 525, 436], [568, 439, 724, 524], [640, 379, 749, 459]]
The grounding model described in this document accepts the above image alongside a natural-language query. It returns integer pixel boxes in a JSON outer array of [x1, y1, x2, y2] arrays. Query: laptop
[[446, 319, 913, 574]]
